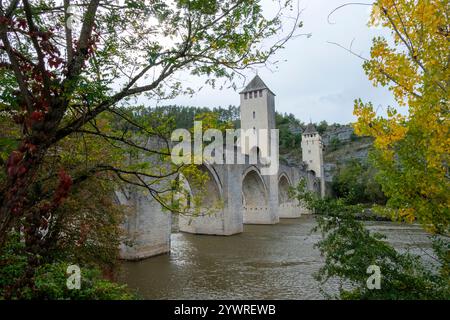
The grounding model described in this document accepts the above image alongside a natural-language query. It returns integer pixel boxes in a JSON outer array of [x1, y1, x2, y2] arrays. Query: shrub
[[290, 179, 450, 300], [0, 233, 134, 300]]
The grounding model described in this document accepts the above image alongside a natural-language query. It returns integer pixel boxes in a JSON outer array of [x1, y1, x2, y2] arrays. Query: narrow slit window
[[253, 111, 255, 119], [259, 90, 262, 97]]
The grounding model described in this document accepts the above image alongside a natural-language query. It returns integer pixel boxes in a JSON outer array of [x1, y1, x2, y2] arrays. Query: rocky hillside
[[278, 120, 374, 182]]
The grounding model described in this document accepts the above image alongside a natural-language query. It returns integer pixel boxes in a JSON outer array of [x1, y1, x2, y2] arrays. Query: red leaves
[[59, 169, 73, 189], [48, 56, 64, 69], [16, 18, 27, 30], [24, 142, 37, 154], [30, 110, 44, 122], [0, 16, 12, 26], [77, 223, 89, 246], [16, 165, 28, 177], [53, 169, 73, 205], [6, 151, 24, 178]]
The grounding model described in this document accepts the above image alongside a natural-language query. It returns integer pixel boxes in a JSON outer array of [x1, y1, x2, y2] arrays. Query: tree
[[351, 0, 449, 234], [331, 158, 386, 205], [290, 179, 450, 300], [316, 120, 328, 135], [0, 0, 301, 287]]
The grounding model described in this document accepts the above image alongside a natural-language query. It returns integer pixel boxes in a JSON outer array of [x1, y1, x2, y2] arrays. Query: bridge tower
[[239, 75, 276, 156], [301, 123, 325, 197], [239, 75, 279, 224]]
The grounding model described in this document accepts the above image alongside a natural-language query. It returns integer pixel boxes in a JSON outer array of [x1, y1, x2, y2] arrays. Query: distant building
[[301, 123, 325, 198]]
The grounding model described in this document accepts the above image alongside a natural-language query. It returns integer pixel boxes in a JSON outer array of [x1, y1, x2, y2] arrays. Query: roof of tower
[[303, 123, 318, 135], [239, 75, 276, 96]]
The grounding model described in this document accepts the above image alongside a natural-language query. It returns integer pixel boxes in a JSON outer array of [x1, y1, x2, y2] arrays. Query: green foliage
[[132, 105, 240, 130], [49, 178, 126, 271], [331, 159, 386, 205], [32, 263, 134, 300], [0, 233, 27, 297], [328, 137, 341, 152], [275, 112, 303, 151], [0, 233, 133, 300], [290, 179, 450, 300], [0, 0, 302, 299], [316, 120, 329, 135]]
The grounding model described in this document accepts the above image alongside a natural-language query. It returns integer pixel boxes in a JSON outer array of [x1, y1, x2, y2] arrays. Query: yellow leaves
[[353, 100, 408, 151], [367, 0, 448, 104], [352, 100, 376, 136], [398, 208, 416, 223], [370, 38, 390, 58]]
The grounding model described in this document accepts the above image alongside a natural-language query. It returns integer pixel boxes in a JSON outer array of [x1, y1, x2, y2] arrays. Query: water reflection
[[119, 215, 432, 299]]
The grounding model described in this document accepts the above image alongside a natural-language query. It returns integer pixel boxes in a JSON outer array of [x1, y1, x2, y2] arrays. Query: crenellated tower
[[301, 123, 325, 197]]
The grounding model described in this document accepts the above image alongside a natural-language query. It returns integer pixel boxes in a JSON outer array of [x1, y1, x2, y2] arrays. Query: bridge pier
[[117, 190, 171, 260], [278, 202, 301, 218]]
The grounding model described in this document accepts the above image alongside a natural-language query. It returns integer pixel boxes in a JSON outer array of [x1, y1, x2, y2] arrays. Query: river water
[[119, 215, 433, 299]]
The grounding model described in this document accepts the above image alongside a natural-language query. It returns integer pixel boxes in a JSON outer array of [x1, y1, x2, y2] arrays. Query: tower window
[[308, 150, 311, 154], [253, 126, 256, 133], [249, 92, 252, 99], [259, 90, 262, 97], [244, 93, 248, 99], [253, 111, 255, 119]]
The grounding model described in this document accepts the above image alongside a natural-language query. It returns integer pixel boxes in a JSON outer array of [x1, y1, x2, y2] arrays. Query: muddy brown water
[[119, 215, 432, 299]]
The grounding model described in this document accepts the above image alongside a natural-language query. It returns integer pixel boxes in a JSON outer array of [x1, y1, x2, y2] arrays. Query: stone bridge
[[117, 156, 320, 260], [117, 75, 323, 260]]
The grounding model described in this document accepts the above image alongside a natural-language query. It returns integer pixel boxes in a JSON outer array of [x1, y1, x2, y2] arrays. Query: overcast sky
[[156, 0, 397, 125]]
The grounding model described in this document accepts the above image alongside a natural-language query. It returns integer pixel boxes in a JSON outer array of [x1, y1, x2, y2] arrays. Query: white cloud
[[152, 0, 397, 124]]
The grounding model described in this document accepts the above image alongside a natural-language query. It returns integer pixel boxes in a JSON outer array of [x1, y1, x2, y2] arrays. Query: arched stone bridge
[[117, 155, 321, 260]]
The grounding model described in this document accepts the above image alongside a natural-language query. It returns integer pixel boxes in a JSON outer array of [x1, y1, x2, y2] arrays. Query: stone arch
[[278, 173, 291, 204], [241, 166, 268, 207], [178, 163, 223, 210], [177, 163, 226, 235]]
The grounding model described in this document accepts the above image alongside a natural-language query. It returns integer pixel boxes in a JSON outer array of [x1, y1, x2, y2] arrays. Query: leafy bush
[[290, 179, 450, 300], [32, 263, 134, 300], [328, 137, 341, 152], [0, 233, 134, 300], [331, 159, 386, 205]]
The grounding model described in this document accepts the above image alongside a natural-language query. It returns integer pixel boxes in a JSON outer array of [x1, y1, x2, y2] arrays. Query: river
[[119, 215, 433, 299]]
